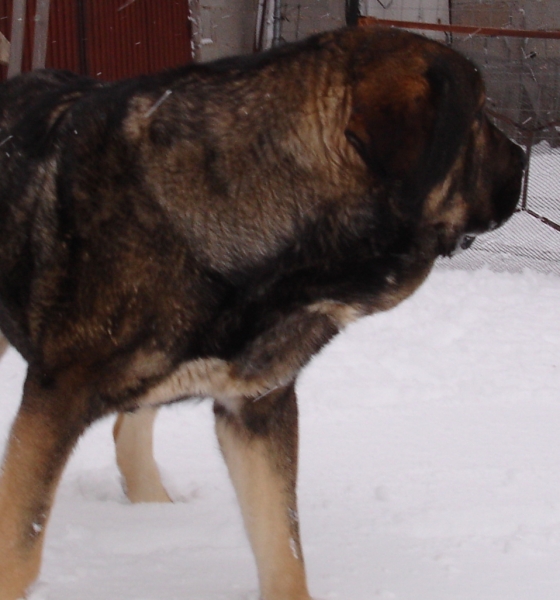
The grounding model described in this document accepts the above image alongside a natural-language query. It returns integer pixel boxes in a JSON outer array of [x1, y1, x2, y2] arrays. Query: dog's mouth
[[449, 233, 477, 257], [435, 224, 477, 258]]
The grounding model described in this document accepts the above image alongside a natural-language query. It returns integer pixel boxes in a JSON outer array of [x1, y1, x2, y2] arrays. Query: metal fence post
[[32, 0, 51, 70], [7, 0, 26, 78]]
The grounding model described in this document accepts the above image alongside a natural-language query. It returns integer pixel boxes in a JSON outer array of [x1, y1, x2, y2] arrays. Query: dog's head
[[344, 27, 525, 257]]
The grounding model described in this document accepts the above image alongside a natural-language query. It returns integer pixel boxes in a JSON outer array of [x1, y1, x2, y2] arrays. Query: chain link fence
[[449, 23, 560, 274]]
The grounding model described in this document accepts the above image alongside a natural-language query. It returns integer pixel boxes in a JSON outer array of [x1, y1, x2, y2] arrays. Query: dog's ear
[[346, 70, 436, 181], [346, 58, 473, 189]]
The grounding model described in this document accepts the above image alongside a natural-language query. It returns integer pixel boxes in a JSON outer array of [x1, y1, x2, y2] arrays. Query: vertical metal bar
[[7, 0, 26, 78], [520, 128, 534, 212], [32, 0, 50, 70], [188, 0, 201, 61], [345, 0, 361, 27], [272, 0, 281, 47], [76, 0, 88, 75], [254, 0, 265, 52]]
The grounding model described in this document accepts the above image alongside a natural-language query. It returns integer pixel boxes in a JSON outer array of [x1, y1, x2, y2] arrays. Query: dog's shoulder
[[0, 70, 104, 162], [0, 69, 99, 126]]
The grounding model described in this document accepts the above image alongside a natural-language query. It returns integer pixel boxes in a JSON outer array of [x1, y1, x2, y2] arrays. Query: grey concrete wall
[[194, 1, 346, 62], [362, 0, 449, 41], [196, 0, 258, 62], [453, 0, 560, 31], [280, 1, 345, 43]]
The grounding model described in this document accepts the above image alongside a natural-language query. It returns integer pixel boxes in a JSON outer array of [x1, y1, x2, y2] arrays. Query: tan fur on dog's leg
[[0, 372, 87, 600], [215, 384, 311, 600], [114, 409, 171, 503], [0, 413, 48, 599], [0, 333, 9, 360]]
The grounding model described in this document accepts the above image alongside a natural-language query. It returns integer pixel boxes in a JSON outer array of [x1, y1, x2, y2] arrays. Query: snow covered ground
[[1, 267, 560, 600]]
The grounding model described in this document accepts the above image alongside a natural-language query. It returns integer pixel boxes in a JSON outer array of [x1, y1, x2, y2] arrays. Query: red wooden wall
[[0, 0, 192, 80]]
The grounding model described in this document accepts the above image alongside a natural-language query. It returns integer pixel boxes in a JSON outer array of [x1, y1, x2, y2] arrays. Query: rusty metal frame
[[359, 16, 560, 40]]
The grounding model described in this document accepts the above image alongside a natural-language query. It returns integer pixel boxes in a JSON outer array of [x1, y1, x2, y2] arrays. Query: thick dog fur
[[0, 26, 524, 599]]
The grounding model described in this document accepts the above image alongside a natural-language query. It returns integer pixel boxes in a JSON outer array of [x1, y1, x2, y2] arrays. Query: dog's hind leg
[[214, 383, 312, 600], [0, 369, 89, 600], [113, 409, 171, 503]]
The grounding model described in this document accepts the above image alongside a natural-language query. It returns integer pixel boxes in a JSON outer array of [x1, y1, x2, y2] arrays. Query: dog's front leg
[[0, 333, 9, 360], [214, 383, 312, 600], [0, 370, 89, 600]]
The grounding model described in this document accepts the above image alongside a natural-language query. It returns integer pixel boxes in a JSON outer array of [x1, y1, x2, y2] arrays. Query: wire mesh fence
[[444, 32, 560, 274]]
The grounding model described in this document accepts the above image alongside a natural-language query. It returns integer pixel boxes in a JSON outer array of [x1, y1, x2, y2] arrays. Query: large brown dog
[[0, 26, 524, 599]]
